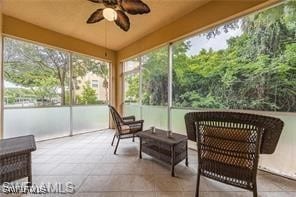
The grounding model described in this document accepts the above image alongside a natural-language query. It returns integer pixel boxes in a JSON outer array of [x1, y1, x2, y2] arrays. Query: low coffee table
[[137, 128, 188, 176], [0, 135, 36, 185]]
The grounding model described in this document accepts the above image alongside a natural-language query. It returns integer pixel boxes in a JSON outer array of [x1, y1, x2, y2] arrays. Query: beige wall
[[3, 15, 116, 62], [115, 0, 280, 114]]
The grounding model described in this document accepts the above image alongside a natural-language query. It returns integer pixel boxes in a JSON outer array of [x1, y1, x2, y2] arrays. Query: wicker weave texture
[[108, 105, 144, 154], [185, 111, 284, 154], [108, 105, 143, 135], [198, 121, 260, 190], [0, 153, 30, 183], [0, 135, 36, 184], [184, 111, 284, 197], [142, 138, 187, 165]]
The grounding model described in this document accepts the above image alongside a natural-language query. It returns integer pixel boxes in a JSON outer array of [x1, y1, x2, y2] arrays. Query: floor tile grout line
[[30, 129, 296, 195]]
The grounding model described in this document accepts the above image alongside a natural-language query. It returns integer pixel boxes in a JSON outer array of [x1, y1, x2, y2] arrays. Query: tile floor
[[1, 130, 296, 197]]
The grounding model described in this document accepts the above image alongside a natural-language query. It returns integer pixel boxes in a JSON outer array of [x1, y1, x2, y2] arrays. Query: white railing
[[72, 105, 109, 134], [123, 103, 296, 179], [4, 105, 109, 141]]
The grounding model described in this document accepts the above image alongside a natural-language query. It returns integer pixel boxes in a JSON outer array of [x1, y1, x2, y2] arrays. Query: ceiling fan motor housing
[[87, 0, 151, 31]]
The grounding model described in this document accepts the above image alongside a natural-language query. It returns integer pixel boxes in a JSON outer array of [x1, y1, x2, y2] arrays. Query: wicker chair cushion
[[120, 125, 131, 134], [200, 125, 257, 169], [119, 124, 143, 134], [201, 160, 253, 184], [202, 150, 253, 169], [129, 124, 143, 133]]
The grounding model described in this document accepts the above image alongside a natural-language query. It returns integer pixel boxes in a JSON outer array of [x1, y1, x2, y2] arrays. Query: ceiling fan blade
[[103, 0, 118, 7], [120, 0, 150, 15], [115, 10, 130, 31], [88, 0, 103, 3], [87, 9, 104, 23]]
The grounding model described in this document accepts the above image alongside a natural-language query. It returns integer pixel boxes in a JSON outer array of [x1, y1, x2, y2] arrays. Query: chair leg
[[196, 170, 200, 197], [111, 133, 116, 146], [132, 134, 135, 142], [253, 180, 258, 197], [114, 136, 120, 154]]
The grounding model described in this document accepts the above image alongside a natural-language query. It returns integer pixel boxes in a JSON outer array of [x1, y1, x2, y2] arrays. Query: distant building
[[74, 72, 108, 102]]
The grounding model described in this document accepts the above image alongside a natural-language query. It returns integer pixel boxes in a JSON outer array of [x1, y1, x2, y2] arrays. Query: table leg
[[28, 153, 32, 186], [185, 141, 189, 167], [139, 137, 142, 159], [171, 145, 175, 177]]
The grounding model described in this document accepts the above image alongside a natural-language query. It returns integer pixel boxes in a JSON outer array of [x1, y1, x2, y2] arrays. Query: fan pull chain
[[105, 20, 107, 57]]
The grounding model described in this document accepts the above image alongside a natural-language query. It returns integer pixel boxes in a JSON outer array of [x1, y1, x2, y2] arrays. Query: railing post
[[168, 43, 173, 131], [69, 53, 73, 136], [139, 56, 143, 120]]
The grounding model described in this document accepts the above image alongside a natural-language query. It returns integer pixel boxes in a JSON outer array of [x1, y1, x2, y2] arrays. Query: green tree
[[4, 38, 68, 105], [4, 39, 110, 106], [142, 47, 168, 105], [77, 82, 98, 104], [72, 55, 109, 103], [125, 0, 296, 112], [125, 74, 139, 103]]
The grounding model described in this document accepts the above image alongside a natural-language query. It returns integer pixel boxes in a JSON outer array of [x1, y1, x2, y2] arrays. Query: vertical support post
[[168, 44, 173, 131], [121, 62, 125, 117], [107, 62, 111, 106], [108, 61, 113, 128], [0, 35, 3, 139], [69, 53, 73, 136], [139, 56, 143, 120]]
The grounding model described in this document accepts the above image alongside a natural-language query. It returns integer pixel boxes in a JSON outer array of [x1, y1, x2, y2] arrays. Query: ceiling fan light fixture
[[103, 8, 117, 21], [87, 0, 151, 31]]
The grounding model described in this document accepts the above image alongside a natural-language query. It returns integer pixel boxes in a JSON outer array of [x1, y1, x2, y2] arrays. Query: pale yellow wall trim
[[2, 15, 116, 62]]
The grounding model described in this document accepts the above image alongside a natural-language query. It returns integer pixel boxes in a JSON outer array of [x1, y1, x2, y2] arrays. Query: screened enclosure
[[122, 1, 296, 178], [3, 37, 110, 140]]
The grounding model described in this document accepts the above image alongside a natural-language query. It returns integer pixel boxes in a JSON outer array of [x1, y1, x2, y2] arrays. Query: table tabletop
[[137, 128, 188, 145], [0, 135, 36, 158]]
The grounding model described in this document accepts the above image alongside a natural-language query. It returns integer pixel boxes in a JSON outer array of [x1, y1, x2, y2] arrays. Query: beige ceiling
[[2, 0, 211, 50]]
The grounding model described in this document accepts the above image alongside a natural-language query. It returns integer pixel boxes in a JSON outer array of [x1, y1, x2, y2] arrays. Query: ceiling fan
[[86, 0, 151, 32]]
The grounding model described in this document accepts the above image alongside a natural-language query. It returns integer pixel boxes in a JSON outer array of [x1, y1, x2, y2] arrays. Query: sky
[[123, 24, 243, 72], [186, 24, 243, 56], [5, 81, 19, 88]]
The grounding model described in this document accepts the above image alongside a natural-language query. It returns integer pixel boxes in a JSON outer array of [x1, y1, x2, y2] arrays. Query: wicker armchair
[[185, 111, 284, 197], [0, 135, 36, 185], [108, 105, 144, 154]]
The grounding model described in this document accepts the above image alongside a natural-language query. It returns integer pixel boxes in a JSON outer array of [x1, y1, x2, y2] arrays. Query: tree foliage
[[125, 74, 139, 103], [77, 82, 98, 104], [3, 39, 109, 106], [141, 47, 168, 105], [72, 55, 109, 103], [125, 1, 296, 112], [4, 39, 68, 105]]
